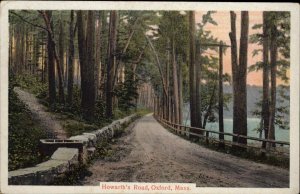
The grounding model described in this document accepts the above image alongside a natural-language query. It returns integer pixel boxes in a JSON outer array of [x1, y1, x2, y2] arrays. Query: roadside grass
[[62, 120, 99, 137], [50, 163, 92, 185], [200, 139, 289, 169], [135, 108, 152, 117], [161, 123, 289, 169]]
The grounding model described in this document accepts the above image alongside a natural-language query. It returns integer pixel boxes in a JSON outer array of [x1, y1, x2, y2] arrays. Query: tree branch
[[112, 17, 140, 88], [132, 42, 148, 64], [73, 20, 78, 35], [145, 34, 168, 96], [10, 11, 48, 32]]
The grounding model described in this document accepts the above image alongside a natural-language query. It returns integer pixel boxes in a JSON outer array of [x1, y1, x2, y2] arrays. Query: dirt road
[[83, 114, 289, 187], [14, 87, 67, 139]]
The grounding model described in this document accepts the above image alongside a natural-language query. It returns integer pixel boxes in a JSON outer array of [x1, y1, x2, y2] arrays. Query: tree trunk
[[195, 40, 202, 129], [65, 46, 68, 87], [20, 25, 25, 74], [11, 25, 16, 74], [77, 10, 96, 121], [163, 92, 167, 119], [40, 10, 65, 104], [56, 43, 65, 103], [77, 10, 86, 92], [41, 41, 45, 82], [43, 33, 48, 83], [203, 83, 217, 129], [262, 11, 270, 149], [15, 25, 25, 75], [25, 28, 30, 72], [67, 10, 75, 104], [229, 11, 238, 142], [76, 58, 80, 85], [106, 11, 117, 119], [33, 33, 38, 75], [230, 11, 249, 145], [218, 45, 225, 148], [172, 35, 179, 124], [46, 11, 56, 106], [166, 39, 171, 121], [189, 11, 197, 131], [9, 24, 13, 71], [14, 25, 20, 74], [268, 24, 277, 148], [59, 15, 65, 87], [85, 10, 96, 120], [237, 11, 249, 145], [95, 11, 102, 100], [100, 11, 107, 99], [177, 55, 183, 125], [29, 30, 34, 74]]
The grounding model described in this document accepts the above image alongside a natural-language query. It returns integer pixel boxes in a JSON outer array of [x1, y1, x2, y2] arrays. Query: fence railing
[[155, 116, 289, 155]]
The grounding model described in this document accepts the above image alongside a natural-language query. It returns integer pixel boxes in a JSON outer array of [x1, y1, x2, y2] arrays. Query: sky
[[195, 11, 288, 86]]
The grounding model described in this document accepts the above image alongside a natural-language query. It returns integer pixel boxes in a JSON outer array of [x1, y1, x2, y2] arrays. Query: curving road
[[83, 114, 289, 187]]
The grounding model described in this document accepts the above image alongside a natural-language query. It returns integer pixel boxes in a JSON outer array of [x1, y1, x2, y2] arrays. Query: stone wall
[[8, 114, 137, 185]]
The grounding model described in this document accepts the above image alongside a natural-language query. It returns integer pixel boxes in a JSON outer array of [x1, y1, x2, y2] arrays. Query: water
[[183, 118, 289, 143]]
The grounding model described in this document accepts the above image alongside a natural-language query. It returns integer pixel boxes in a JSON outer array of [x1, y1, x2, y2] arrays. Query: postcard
[[0, 1, 299, 194]]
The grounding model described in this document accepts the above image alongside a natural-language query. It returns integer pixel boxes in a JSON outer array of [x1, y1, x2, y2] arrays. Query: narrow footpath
[[14, 87, 67, 139]]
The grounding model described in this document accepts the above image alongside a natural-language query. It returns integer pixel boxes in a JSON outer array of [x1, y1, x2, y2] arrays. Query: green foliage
[[114, 11, 159, 115], [140, 11, 232, 127], [63, 120, 99, 136], [249, 34, 263, 45], [113, 109, 129, 120], [274, 85, 290, 130], [201, 11, 218, 26], [115, 71, 139, 112], [51, 164, 91, 185], [249, 11, 290, 80], [136, 108, 152, 117], [15, 74, 48, 99], [229, 147, 289, 169], [197, 12, 219, 46], [252, 23, 263, 29], [158, 11, 189, 55], [13, 71, 131, 134], [93, 139, 112, 160], [251, 49, 263, 57], [251, 85, 290, 131], [196, 12, 232, 126], [248, 61, 264, 73], [94, 99, 108, 123], [138, 11, 189, 98], [249, 11, 290, 133]]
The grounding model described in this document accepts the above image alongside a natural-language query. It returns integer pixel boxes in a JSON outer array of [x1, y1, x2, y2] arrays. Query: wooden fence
[[155, 116, 289, 156]]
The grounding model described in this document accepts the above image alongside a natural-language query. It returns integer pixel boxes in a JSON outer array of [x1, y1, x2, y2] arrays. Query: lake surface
[[183, 118, 289, 143]]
